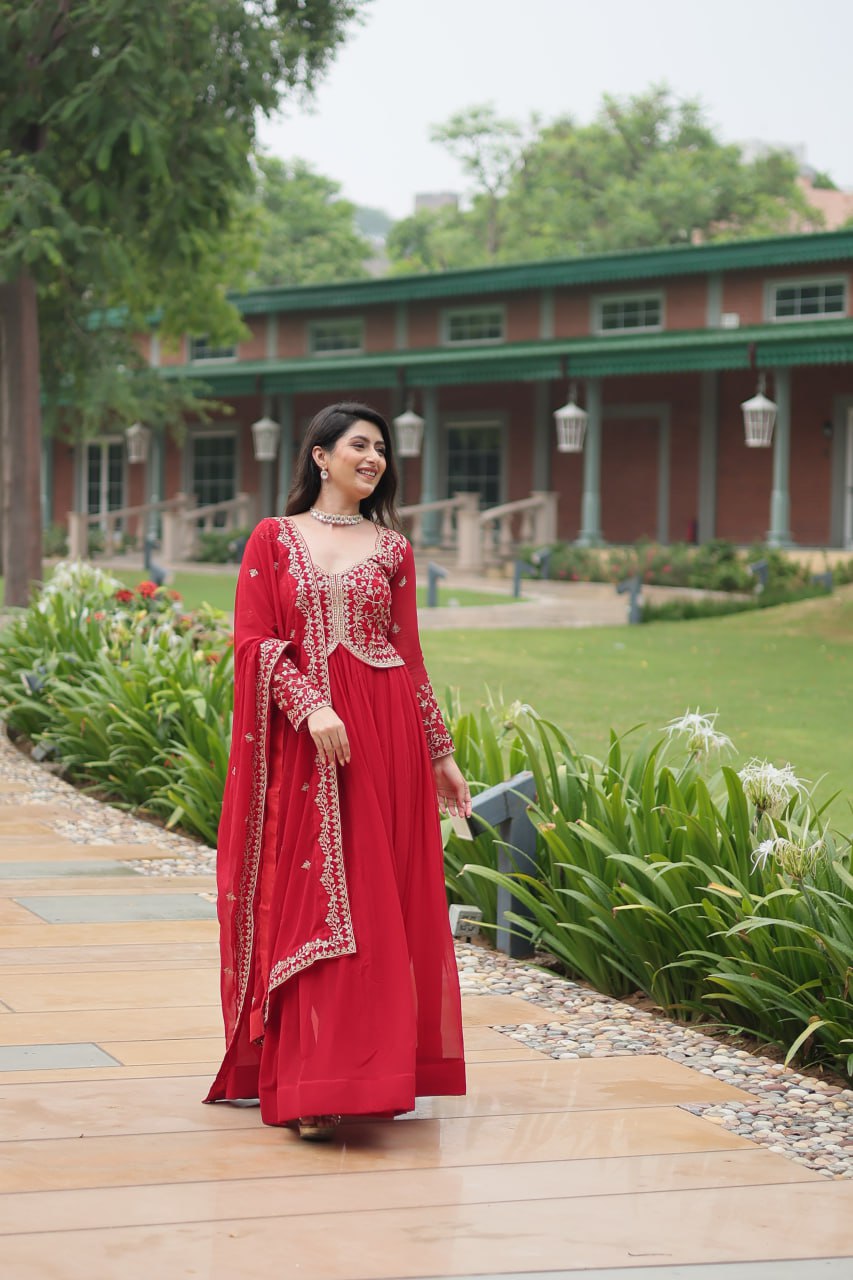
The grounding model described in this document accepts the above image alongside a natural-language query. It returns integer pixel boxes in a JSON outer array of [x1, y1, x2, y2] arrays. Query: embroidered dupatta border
[[265, 518, 356, 1003], [231, 635, 291, 1027]]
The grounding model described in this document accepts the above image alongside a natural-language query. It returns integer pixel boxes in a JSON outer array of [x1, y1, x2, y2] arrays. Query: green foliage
[[243, 156, 372, 288], [641, 583, 831, 623], [0, 562, 233, 843], [442, 700, 853, 1079], [388, 85, 815, 272], [0, 0, 366, 435], [195, 527, 252, 564]]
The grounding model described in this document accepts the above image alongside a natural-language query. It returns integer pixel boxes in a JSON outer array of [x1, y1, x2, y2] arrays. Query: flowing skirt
[[213, 647, 466, 1124]]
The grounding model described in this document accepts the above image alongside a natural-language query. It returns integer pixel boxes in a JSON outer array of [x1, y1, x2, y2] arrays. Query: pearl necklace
[[309, 506, 364, 526]]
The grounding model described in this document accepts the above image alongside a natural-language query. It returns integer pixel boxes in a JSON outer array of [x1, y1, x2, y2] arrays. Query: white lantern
[[741, 378, 777, 448], [393, 407, 425, 458], [553, 387, 588, 453], [251, 416, 280, 462], [125, 422, 151, 464]]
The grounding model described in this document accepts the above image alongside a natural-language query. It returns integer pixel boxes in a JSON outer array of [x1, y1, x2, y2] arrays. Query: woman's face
[[317, 420, 388, 499]]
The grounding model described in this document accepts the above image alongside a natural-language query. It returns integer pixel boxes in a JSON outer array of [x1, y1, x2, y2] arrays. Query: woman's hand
[[306, 707, 350, 767], [432, 754, 472, 819]]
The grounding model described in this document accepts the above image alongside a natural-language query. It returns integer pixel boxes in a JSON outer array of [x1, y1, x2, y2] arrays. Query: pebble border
[[2, 731, 851, 1180]]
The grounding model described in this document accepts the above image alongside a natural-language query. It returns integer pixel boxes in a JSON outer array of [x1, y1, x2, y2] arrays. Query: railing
[[458, 491, 558, 571], [67, 498, 186, 560], [67, 493, 255, 562], [398, 493, 479, 550]]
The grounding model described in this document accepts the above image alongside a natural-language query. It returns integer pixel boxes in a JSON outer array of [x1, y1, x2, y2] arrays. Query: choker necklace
[[309, 506, 364, 526]]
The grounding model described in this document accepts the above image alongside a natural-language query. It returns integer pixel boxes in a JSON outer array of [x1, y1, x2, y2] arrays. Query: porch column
[[533, 381, 551, 492], [576, 378, 603, 546], [767, 367, 793, 548], [697, 371, 718, 542], [657, 407, 671, 544], [41, 438, 53, 529], [259, 394, 276, 518], [146, 431, 163, 539], [275, 391, 294, 514], [420, 385, 440, 543]]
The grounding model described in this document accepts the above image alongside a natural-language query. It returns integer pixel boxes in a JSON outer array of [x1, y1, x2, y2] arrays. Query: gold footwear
[[297, 1115, 341, 1142]]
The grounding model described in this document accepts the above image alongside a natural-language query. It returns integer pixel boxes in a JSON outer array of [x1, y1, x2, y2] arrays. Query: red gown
[[206, 516, 466, 1123]]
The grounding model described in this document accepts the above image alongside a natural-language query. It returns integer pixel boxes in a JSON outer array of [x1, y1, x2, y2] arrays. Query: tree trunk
[[0, 272, 43, 606]]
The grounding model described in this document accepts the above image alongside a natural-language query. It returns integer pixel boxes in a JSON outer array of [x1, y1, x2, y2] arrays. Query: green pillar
[[576, 378, 603, 546], [697, 371, 718, 543], [767, 367, 793, 548], [147, 431, 163, 539], [421, 386, 440, 543], [276, 391, 294, 514], [41, 438, 53, 529], [533, 381, 551, 492]]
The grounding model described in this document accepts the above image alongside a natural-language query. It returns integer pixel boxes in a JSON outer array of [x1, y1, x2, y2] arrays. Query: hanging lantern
[[251, 416, 280, 462], [125, 422, 151, 464], [741, 376, 777, 448], [393, 406, 425, 458], [554, 384, 588, 453]]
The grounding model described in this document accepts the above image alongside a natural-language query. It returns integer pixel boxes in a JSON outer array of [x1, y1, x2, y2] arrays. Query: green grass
[[422, 589, 853, 827]]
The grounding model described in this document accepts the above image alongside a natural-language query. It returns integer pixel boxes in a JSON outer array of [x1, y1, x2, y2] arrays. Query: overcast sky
[[257, 0, 853, 219]]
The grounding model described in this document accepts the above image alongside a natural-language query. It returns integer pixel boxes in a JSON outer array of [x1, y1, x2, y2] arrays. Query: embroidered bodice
[[267, 519, 454, 760]]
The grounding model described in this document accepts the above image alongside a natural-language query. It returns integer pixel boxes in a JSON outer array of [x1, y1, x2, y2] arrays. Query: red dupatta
[[206, 518, 355, 1098]]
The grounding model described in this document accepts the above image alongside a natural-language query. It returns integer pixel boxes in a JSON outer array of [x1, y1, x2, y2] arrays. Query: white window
[[443, 307, 505, 345], [594, 293, 663, 333], [308, 317, 364, 355], [767, 277, 847, 322], [188, 336, 238, 362]]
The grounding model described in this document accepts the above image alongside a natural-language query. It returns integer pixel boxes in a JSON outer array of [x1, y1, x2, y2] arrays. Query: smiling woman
[[206, 402, 469, 1141]]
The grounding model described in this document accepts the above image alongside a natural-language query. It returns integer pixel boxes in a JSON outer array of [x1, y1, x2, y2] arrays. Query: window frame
[[184, 427, 240, 514], [307, 316, 365, 357], [764, 274, 848, 323], [187, 336, 239, 363], [441, 305, 506, 347], [592, 291, 665, 335]]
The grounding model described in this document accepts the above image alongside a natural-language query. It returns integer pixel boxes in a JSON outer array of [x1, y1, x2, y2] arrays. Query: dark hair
[[285, 402, 400, 529]]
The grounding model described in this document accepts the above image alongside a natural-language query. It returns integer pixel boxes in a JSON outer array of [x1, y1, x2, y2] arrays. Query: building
[[52, 228, 853, 551]]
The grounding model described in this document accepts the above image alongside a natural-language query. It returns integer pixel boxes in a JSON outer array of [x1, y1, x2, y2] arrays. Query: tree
[[387, 86, 816, 273], [245, 156, 372, 287], [0, 0, 366, 604]]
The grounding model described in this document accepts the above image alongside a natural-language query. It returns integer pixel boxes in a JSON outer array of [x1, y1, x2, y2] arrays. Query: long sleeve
[[270, 659, 330, 730], [388, 540, 454, 760]]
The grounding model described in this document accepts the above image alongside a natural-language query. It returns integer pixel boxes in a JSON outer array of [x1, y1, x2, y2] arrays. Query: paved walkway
[[1, 757, 852, 1276]]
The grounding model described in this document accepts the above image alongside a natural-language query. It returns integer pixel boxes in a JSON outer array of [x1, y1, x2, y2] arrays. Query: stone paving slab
[[414, 1266, 853, 1280], [14, 893, 217, 923], [0, 1042, 120, 1071], [0, 860, 136, 879]]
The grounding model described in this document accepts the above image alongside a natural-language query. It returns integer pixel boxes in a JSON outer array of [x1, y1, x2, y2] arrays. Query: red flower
[[167, 589, 182, 601], [137, 581, 158, 598], [115, 588, 134, 603], [93, 610, 105, 621]]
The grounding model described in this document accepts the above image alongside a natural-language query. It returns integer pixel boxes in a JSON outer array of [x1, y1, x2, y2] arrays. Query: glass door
[[445, 421, 502, 507], [86, 439, 125, 527], [191, 433, 237, 526]]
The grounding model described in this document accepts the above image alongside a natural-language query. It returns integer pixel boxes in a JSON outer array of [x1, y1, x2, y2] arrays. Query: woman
[[206, 402, 469, 1139]]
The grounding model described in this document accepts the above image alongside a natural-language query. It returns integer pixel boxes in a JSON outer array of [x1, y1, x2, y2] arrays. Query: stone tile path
[[0, 736, 852, 1277]]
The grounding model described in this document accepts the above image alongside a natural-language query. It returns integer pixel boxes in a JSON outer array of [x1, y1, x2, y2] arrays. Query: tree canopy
[[244, 156, 373, 288], [0, 0, 366, 602], [387, 87, 818, 273]]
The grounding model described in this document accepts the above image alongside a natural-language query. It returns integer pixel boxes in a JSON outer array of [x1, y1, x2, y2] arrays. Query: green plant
[[442, 698, 853, 1079], [196, 527, 251, 564], [42, 523, 69, 558]]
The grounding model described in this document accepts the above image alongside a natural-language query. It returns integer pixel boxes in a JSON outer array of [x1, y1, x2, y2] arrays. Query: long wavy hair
[[285, 402, 400, 529]]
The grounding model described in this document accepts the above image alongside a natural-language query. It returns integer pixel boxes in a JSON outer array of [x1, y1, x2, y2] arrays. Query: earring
[[320, 468, 329, 481]]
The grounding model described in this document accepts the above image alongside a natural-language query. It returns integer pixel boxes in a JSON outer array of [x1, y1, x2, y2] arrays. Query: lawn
[[422, 589, 853, 827]]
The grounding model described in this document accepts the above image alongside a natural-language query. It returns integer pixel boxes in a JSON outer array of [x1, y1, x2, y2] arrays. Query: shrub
[[443, 699, 853, 1080], [196, 527, 251, 564]]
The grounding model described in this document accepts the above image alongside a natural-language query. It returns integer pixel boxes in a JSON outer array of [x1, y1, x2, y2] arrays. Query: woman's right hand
[[306, 706, 350, 767]]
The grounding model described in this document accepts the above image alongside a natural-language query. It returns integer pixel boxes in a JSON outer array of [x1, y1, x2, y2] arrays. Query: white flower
[[752, 835, 825, 878], [663, 709, 733, 761], [738, 759, 804, 818]]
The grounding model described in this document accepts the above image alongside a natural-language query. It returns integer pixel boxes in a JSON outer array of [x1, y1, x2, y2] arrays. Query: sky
[[257, 0, 853, 219]]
